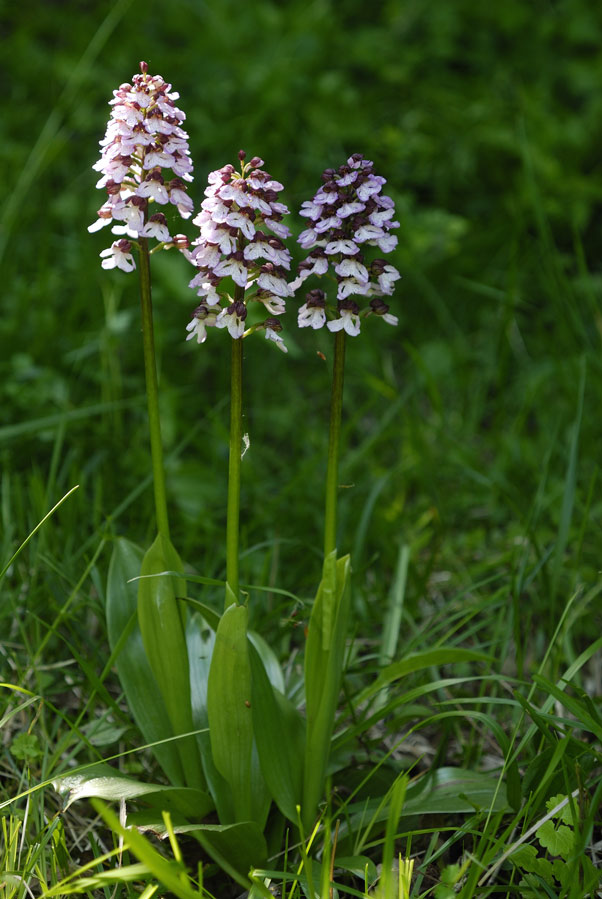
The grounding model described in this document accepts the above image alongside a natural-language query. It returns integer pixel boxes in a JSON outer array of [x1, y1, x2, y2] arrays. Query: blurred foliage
[[1, 0, 602, 629]]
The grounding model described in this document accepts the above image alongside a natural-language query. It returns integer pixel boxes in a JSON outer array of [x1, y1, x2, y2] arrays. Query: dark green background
[[2, 0, 601, 618]]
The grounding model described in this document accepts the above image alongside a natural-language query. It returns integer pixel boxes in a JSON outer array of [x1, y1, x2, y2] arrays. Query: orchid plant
[[89, 62, 204, 793], [82, 63, 405, 887], [291, 153, 401, 828]]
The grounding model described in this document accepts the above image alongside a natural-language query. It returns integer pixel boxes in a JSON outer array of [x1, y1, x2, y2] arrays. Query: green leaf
[[433, 886, 455, 899], [551, 857, 571, 887], [532, 674, 602, 742], [340, 767, 509, 841], [319, 550, 337, 650], [546, 793, 575, 826], [511, 845, 540, 874], [52, 770, 212, 819], [403, 767, 510, 815], [10, 733, 42, 761], [506, 759, 522, 812], [187, 611, 234, 824], [182, 597, 221, 631], [92, 800, 209, 899], [126, 818, 269, 884], [249, 640, 304, 822], [356, 648, 493, 705], [137, 533, 203, 790], [379, 543, 410, 667], [381, 775, 408, 897], [181, 571, 303, 603], [303, 552, 351, 830], [187, 821, 268, 884], [440, 863, 462, 885], [537, 820, 574, 858], [334, 856, 377, 883], [134, 819, 267, 887], [127, 812, 268, 884], [207, 604, 254, 822], [248, 630, 285, 693], [106, 538, 184, 785]]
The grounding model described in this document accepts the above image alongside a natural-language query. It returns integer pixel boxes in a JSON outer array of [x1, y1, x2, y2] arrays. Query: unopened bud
[[338, 298, 360, 315], [264, 317, 282, 333], [171, 233, 190, 250], [369, 297, 389, 316], [231, 301, 247, 319]]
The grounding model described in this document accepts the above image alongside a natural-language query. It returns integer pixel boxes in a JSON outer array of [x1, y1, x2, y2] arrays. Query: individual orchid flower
[[326, 299, 361, 336], [185, 151, 292, 350], [293, 153, 400, 335], [263, 317, 288, 352], [100, 239, 136, 272], [185, 304, 219, 344], [89, 61, 194, 269], [297, 289, 327, 330]]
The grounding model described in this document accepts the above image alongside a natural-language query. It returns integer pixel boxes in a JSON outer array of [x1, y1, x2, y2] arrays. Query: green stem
[[226, 334, 243, 607], [324, 329, 346, 558], [138, 238, 170, 540]]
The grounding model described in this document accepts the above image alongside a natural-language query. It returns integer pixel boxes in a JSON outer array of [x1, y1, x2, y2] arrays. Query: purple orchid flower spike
[[293, 153, 401, 334], [89, 61, 194, 268], [185, 151, 292, 352]]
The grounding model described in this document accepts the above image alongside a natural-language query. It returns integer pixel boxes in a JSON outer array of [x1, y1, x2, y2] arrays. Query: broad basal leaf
[[249, 640, 304, 823], [106, 537, 184, 785], [137, 533, 204, 790], [207, 604, 254, 822]]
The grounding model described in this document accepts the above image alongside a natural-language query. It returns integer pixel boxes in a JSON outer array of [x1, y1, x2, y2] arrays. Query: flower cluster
[[185, 151, 292, 351], [89, 61, 194, 271], [293, 153, 401, 336]]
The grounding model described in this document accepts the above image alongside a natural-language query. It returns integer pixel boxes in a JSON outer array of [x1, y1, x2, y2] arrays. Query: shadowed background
[[2, 0, 601, 636]]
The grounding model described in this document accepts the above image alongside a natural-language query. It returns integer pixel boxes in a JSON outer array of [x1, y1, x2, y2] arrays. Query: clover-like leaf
[[537, 820, 574, 859], [10, 733, 42, 761]]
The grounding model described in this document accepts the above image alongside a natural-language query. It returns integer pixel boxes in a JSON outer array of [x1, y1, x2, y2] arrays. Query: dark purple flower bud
[[338, 298, 360, 315], [264, 317, 282, 332], [193, 303, 211, 319], [230, 300, 247, 320], [306, 289, 326, 308], [369, 297, 390, 315]]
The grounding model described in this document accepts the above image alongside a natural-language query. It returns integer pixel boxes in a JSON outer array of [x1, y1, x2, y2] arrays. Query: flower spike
[[89, 62, 194, 268], [293, 153, 401, 334], [185, 152, 292, 350]]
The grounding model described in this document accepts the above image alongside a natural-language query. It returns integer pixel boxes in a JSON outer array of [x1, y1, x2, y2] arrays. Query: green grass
[[2, 0, 602, 895]]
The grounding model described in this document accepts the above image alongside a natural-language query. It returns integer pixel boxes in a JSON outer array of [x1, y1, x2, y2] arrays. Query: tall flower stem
[[138, 238, 170, 540], [324, 330, 346, 558], [226, 332, 244, 608]]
